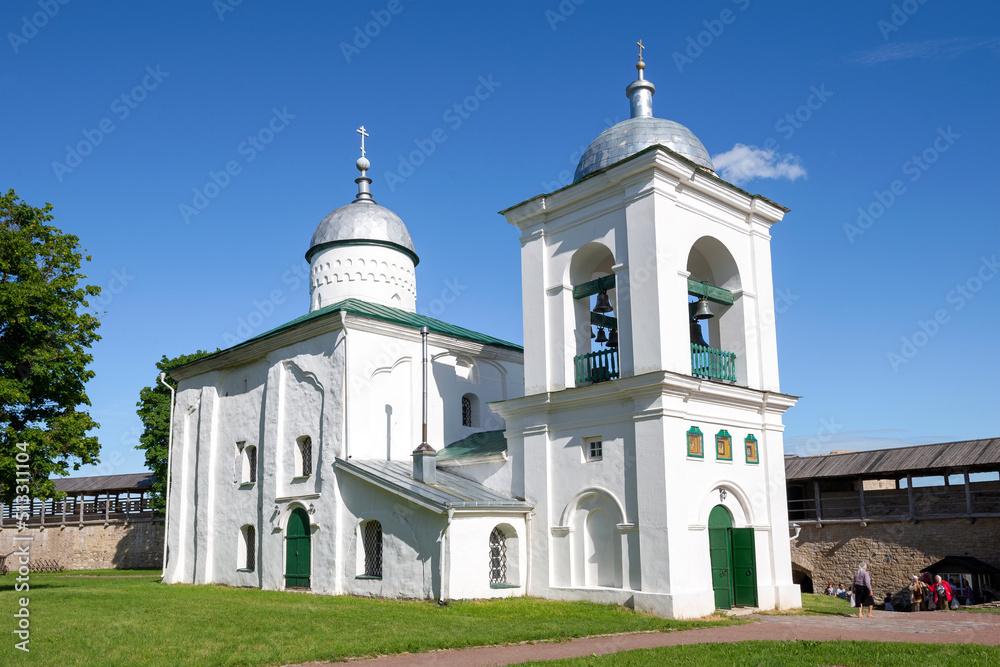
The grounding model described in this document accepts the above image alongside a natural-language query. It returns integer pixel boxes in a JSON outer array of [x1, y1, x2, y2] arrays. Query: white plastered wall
[[309, 244, 417, 312]]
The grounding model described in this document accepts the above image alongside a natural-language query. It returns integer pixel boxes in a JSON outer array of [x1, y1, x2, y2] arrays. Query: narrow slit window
[[461, 396, 473, 427], [298, 437, 312, 477], [363, 520, 382, 578]]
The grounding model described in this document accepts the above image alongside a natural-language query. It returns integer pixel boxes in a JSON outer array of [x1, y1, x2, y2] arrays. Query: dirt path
[[293, 610, 1000, 666]]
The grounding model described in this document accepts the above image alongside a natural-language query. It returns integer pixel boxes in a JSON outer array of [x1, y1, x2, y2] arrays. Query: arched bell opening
[[686, 237, 746, 385], [568, 243, 619, 385]]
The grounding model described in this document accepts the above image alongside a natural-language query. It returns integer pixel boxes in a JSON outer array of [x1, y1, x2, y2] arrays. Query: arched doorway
[[709, 504, 758, 609], [285, 507, 311, 588]]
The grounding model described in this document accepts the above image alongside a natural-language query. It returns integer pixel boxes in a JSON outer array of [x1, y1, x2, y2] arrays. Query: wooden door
[[285, 508, 311, 588], [731, 527, 758, 607], [708, 505, 733, 610]]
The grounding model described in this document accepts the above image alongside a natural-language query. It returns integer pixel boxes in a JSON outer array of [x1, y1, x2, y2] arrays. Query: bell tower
[[494, 49, 801, 619]]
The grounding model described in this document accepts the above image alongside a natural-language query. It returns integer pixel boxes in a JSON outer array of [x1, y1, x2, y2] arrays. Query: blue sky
[[2, 0, 998, 478]]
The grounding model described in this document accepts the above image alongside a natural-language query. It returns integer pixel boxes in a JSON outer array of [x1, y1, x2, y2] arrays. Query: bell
[[591, 327, 596, 339], [693, 297, 714, 320], [592, 291, 613, 313], [607, 329, 618, 348], [690, 318, 709, 347], [594, 327, 608, 344]]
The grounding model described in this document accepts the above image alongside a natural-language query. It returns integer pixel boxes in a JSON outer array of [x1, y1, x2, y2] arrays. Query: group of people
[[823, 565, 959, 615], [825, 582, 849, 599], [908, 572, 958, 611]]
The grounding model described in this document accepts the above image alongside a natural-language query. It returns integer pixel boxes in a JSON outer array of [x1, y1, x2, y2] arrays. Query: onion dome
[[307, 127, 418, 313], [306, 131, 418, 265], [574, 52, 714, 182]]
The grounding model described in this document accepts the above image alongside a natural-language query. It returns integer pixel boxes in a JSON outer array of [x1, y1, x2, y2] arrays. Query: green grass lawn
[[0, 571, 737, 666], [789, 593, 1000, 617], [516, 640, 1000, 666], [762, 592, 854, 616]]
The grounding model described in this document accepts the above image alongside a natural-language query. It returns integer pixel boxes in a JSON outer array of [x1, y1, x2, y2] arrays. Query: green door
[[285, 508, 311, 588], [708, 505, 733, 610], [731, 527, 758, 607]]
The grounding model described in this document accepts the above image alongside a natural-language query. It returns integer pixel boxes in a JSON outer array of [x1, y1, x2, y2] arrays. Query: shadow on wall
[[111, 523, 165, 570]]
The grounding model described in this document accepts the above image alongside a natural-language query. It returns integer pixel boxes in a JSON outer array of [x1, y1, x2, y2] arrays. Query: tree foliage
[[136, 350, 216, 511], [0, 189, 102, 503]]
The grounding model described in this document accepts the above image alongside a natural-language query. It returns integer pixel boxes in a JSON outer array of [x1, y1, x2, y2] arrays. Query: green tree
[[0, 189, 102, 503], [135, 350, 216, 511]]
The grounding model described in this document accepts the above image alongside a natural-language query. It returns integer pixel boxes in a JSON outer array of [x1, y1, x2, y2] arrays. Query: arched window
[[488, 524, 520, 588], [296, 436, 312, 477], [239, 445, 257, 485], [489, 527, 507, 585], [238, 524, 255, 571], [362, 520, 382, 578], [461, 393, 479, 427]]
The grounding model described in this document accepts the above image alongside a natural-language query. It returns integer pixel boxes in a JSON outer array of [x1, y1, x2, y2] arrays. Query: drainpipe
[[340, 310, 349, 460], [439, 507, 453, 604], [158, 372, 176, 579], [789, 522, 801, 541], [524, 509, 533, 594]]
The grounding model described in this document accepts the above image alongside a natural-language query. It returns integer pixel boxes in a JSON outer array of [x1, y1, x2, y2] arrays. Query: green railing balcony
[[691, 343, 737, 383], [574, 349, 619, 385]]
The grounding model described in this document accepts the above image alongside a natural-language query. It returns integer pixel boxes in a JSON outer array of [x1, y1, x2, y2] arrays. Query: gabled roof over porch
[[335, 458, 531, 514]]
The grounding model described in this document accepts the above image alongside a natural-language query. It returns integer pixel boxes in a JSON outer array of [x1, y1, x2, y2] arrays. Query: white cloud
[[711, 144, 807, 186], [848, 37, 1000, 65]]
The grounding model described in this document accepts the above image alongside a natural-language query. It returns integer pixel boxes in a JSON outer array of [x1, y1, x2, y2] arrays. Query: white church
[[163, 52, 802, 618]]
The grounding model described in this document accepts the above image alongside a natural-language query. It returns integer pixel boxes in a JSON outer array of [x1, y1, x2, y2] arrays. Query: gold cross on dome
[[636, 39, 645, 61], [357, 126, 369, 157]]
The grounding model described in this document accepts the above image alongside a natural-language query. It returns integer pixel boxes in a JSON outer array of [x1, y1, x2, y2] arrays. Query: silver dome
[[574, 116, 714, 182], [307, 200, 418, 264]]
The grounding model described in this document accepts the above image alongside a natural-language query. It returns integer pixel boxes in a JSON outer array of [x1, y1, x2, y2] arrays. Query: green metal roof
[[169, 298, 522, 374], [437, 429, 508, 461]]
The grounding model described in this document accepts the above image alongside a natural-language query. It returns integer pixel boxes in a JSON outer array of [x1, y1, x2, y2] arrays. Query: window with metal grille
[[363, 520, 382, 578], [461, 396, 473, 427], [587, 439, 603, 461], [245, 525, 255, 571], [246, 446, 257, 483], [489, 527, 507, 585], [299, 437, 312, 477]]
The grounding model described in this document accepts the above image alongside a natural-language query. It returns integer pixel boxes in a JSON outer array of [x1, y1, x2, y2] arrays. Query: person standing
[[934, 575, 955, 611], [852, 562, 875, 618], [908, 575, 927, 612]]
